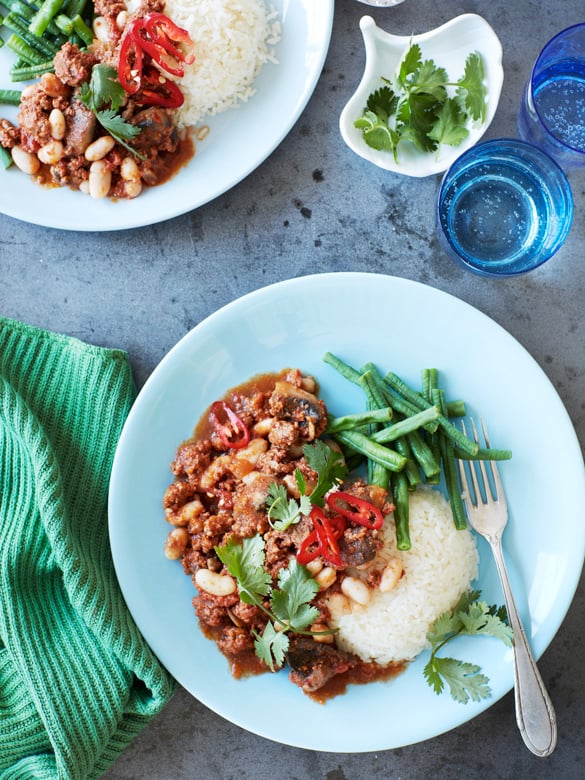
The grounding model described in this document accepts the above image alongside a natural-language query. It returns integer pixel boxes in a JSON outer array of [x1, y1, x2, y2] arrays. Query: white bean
[[49, 108, 66, 140], [124, 178, 142, 199], [305, 559, 323, 576], [164, 528, 189, 560], [79, 180, 90, 194], [11, 146, 40, 175], [195, 569, 236, 597], [311, 623, 335, 644], [37, 140, 64, 165], [120, 155, 140, 181], [115, 10, 129, 30], [315, 566, 337, 591], [379, 557, 403, 593], [85, 135, 115, 162], [88, 160, 111, 199], [93, 16, 110, 43], [341, 576, 371, 606], [40, 72, 68, 98], [327, 592, 351, 616]]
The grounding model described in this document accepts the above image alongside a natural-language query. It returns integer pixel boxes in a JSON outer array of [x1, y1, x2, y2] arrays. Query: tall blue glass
[[518, 23, 585, 169], [436, 139, 573, 277]]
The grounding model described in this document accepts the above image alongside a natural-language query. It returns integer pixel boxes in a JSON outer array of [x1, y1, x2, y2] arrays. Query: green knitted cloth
[[0, 318, 176, 780]]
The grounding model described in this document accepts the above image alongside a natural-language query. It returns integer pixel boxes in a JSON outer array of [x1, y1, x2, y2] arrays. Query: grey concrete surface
[[2, 1, 584, 778]]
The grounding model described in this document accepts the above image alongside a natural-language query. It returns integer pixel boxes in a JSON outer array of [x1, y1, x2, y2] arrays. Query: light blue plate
[[108, 273, 585, 751]]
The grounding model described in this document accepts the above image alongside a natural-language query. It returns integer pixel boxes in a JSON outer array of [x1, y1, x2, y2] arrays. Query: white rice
[[160, 0, 281, 127], [329, 487, 479, 664]]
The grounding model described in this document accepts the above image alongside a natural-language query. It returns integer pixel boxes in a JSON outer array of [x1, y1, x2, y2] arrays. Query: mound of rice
[[329, 487, 479, 664], [161, 0, 281, 127]]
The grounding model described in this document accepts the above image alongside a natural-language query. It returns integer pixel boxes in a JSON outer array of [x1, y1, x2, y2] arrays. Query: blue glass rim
[[436, 137, 574, 277], [528, 22, 585, 157]]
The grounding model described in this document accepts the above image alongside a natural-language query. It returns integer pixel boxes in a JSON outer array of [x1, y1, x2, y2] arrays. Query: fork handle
[[491, 538, 557, 757]]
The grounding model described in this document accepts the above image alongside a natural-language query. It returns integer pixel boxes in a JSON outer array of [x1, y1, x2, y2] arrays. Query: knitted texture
[[0, 318, 176, 780]]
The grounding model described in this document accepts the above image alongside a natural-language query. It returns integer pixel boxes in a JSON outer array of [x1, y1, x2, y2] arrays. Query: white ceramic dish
[[339, 14, 504, 177], [0, 0, 333, 231], [109, 272, 585, 752]]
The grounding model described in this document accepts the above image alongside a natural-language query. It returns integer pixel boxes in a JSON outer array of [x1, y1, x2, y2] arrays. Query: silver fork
[[457, 419, 557, 757]]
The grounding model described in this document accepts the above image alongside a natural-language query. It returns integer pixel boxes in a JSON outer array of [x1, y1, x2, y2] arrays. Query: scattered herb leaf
[[79, 64, 144, 158], [423, 589, 513, 704], [266, 482, 311, 531], [303, 439, 348, 507]]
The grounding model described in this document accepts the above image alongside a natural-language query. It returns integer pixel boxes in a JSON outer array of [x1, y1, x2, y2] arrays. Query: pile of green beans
[[322, 352, 512, 551], [0, 0, 93, 84]]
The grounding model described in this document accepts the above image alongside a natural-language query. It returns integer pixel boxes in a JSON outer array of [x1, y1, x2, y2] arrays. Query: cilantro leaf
[[457, 52, 487, 122], [428, 98, 469, 147], [254, 622, 289, 671], [215, 535, 272, 604], [82, 64, 126, 113], [424, 589, 512, 704], [398, 42, 422, 85], [406, 59, 449, 102], [398, 92, 441, 152], [303, 440, 348, 506], [423, 656, 490, 704], [355, 85, 399, 155], [79, 64, 144, 158], [366, 85, 398, 122], [266, 482, 311, 531], [271, 559, 320, 631]]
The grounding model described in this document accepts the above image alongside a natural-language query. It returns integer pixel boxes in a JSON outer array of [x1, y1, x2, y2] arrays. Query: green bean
[[3, 12, 59, 58], [335, 430, 407, 473], [326, 407, 393, 433], [63, 0, 87, 17], [372, 406, 440, 444], [430, 389, 479, 456], [421, 367, 438, 403], [323, 352, 362, 385], [406, 429, 441, 480], [391, 471, 411, 550], [0, 145, 14, 169], [71, 13, 92, 46], [0, 88, 22, 105], [29, 0, 64, 37], [54, 12, 74, 35], [394, 436, 422, 489], [6, 33, 44, 64], [454, 446, 512, 461], [446, 399, 466, 418], [10, 59, 54, 80]]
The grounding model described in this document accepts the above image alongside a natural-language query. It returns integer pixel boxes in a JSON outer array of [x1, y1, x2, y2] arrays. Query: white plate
[[0, 1, 333, 231], [339, 14, 504, 177], [109, 273, 585, 752]]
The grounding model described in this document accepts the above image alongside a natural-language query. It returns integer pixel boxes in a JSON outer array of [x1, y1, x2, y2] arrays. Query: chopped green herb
[[266, 481, 311, 531], [303, 439, 348, 507], [79, 64, 143, 158], [423, 589, 513, 704], [355, 44, 487, 161]]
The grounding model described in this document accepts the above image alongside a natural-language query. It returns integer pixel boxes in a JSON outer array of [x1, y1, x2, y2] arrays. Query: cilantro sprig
[[354, 44, 487, 161], [215, 535, 324, 671], [79, 64, 144, 158], [265, 440, 348, 531], [423, 589, 513, 704], [266, 479, 311, 531]]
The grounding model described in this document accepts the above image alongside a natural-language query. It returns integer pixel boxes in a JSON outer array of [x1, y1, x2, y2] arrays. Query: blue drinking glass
[[436, 139, 573, 277], [518, 23, 585, 169]]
